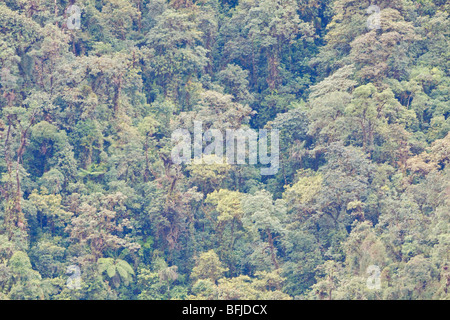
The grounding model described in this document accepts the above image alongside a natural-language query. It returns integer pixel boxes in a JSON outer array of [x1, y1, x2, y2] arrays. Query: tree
[[98, 257, 135, 288], [241, 190, 287, 270], [7, 251, 45, 300], [216, 64, 254, 105], [65, 192, 140, 262], [191, 250, 228, 283], [204, 189, 244, 269], [144, 8, 208, 102]]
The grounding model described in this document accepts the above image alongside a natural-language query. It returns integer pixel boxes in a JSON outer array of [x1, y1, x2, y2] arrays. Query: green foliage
[[191, 250, 228, 283], [98, 258, 134, 288], [0, 0, 448, 301]]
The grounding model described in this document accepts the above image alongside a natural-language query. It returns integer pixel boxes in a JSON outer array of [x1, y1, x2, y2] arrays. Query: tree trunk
[[267, 228, 279, 269]]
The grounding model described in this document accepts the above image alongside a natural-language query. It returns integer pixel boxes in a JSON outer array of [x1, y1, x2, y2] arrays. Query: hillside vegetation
[[0, 0, 449, 300]]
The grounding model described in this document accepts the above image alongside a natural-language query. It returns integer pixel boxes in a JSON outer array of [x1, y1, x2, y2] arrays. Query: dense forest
[[0, 0, 449, 300]]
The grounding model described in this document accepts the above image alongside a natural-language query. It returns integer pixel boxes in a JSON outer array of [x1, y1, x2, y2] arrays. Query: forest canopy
[[0, 0, 449, 300]]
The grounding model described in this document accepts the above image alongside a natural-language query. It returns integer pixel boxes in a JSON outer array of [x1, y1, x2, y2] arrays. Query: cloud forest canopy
[[0, 0, 449, 300]]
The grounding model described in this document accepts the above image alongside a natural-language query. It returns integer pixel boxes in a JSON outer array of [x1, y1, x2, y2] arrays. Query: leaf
[[97, 258, 112, 273], [107, 265, 116, 278], [116, 259, 134, 275], [116, 265, 129, 281]]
